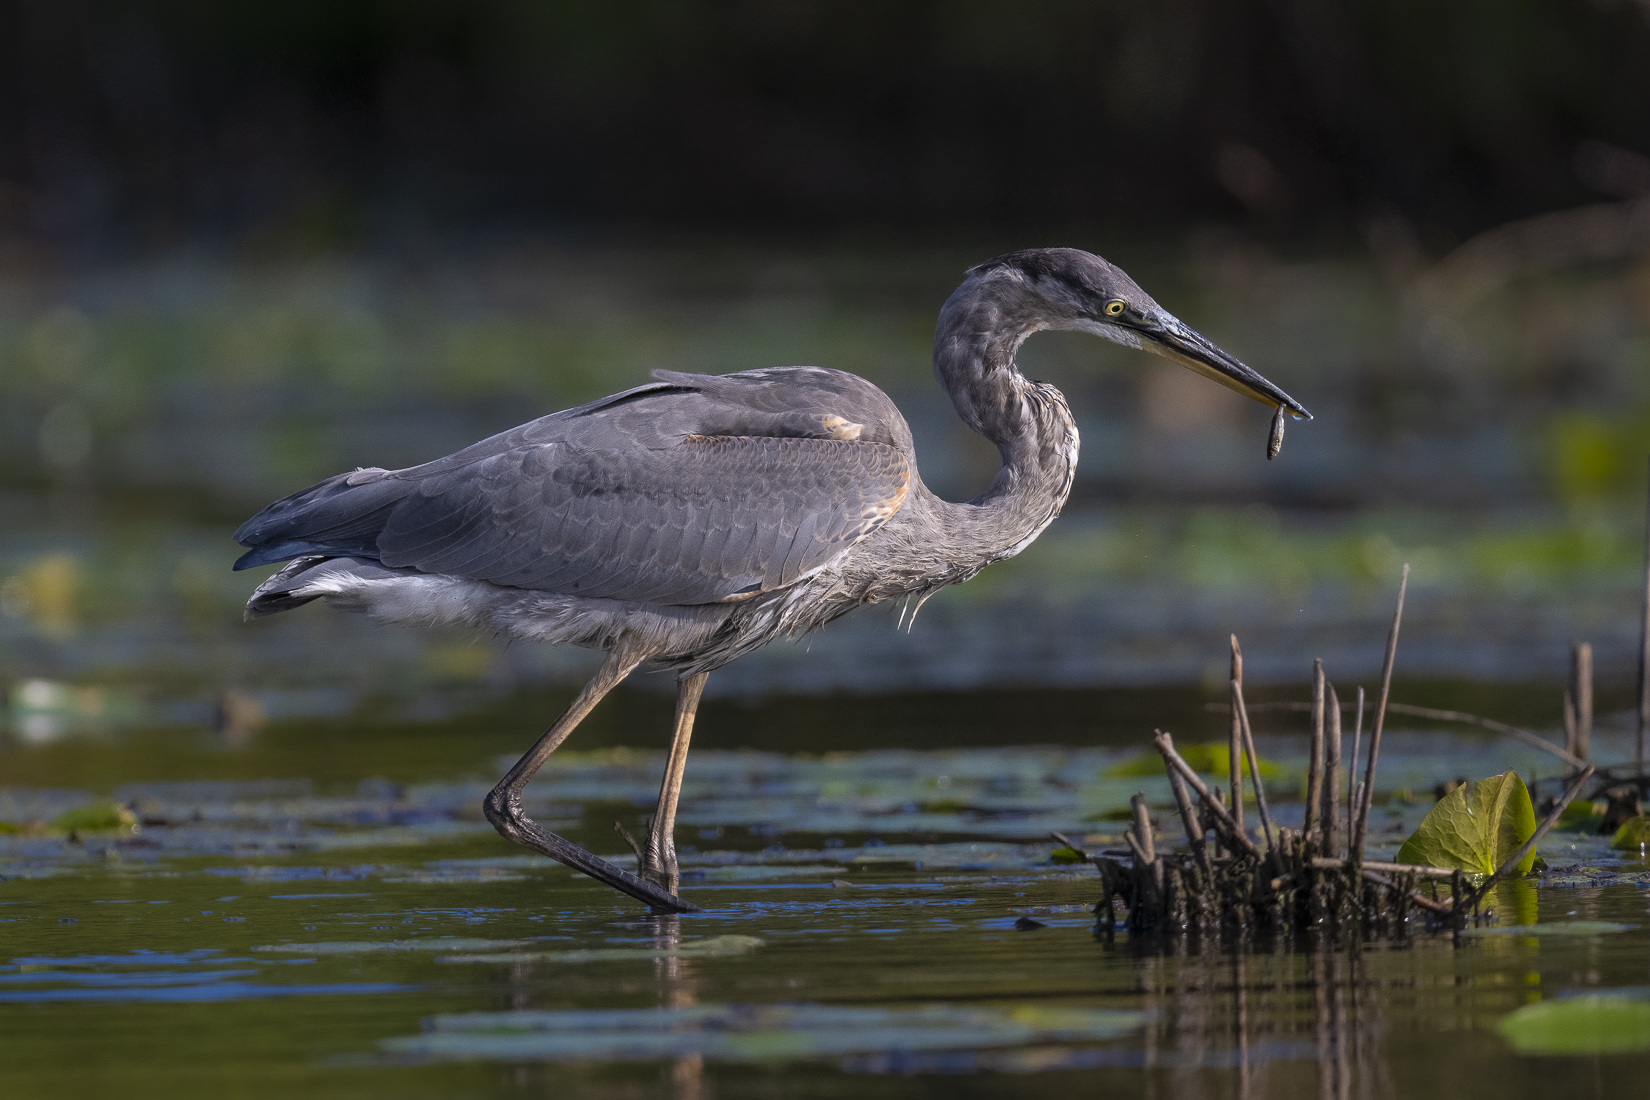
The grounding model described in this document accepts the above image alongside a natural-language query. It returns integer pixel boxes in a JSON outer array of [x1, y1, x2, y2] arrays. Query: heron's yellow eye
[[1104, 300, 1126, 317]]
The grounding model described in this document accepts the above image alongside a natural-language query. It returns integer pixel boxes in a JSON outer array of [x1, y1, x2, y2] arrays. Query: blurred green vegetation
[[1, 241, 1648, 719]]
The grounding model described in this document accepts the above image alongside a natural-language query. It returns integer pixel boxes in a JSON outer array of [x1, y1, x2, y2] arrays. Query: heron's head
[[963, 247, 1310, 421]]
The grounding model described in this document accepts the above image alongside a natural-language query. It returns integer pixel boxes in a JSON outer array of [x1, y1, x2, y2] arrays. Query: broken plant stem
[[1305, 659, 1325, 847], [1161, 732, 1214, 877], [1323, 682, 1342, 857], [1349, 685, 1364, 860], [1152, 730, 1259, 857], [1352, 565, 1408, 860], [1308, 857, 1458, 880], [1218, 700, 1585, 770], [1563, 688, 1580, 771], [1572, 642, 1594, 766], [1388, 703, 1583, 770], [1640, 454, 1650, 774], [1130, 793, 1156, 864], [1231, 636, 1275, 850], [1358, 868, 1453, 915], [1229, 635, 1245, 834]]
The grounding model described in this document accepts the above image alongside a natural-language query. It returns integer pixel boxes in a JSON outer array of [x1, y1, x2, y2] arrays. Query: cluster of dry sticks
[[1064, 565, 1597, 941]]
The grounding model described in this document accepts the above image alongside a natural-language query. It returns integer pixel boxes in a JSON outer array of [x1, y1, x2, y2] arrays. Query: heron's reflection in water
[[652, 915, 704, 1100]]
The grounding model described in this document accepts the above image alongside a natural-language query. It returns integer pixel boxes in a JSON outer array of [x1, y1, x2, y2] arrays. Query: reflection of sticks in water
[[1234, 952, 1250, 1100], [1314, 950, 1332, 1100], [1331, 951, 1350, 1100]]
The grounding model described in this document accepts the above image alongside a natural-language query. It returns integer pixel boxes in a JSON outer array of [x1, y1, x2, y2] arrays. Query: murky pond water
[[6, 695, 1650, 1099]]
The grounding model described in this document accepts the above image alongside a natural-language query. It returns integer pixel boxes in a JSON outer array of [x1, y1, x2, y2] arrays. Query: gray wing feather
[[235, 369, 914, 606], [372, 436, 907, 603]]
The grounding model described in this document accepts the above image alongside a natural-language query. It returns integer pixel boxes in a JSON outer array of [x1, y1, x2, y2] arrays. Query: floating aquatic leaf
[[1462, 921, 1636, 938], [1049, 847, 1085, 865], [252, 938, 533, 955], [1497, 995, 1650, 1055], [1396, 771, 1537, 876], [438, 935, 764, 965], [381, 1002, 1144, 1063], [1105, 743, 1284, 781], [691, 864, 849, 882], [379, 869, 530, 884], [1611, 817, 1650, 851], [48, 802, 136, 833]]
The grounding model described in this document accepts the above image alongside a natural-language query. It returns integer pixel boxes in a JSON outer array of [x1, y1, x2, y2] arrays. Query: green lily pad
[[1611, 817, 1650, 851], [1396, 771, 1537, 876], [1497, 996, 1650, 1055], [1558, 800, 1604, 834], [48, 802, 136, 833], [1049, 847, 1085, 865], [381, 1002, 1145, 1063], [252, 938, 534, 955], [1105, 743, 1284, 781], [439, 935, 764, 965]]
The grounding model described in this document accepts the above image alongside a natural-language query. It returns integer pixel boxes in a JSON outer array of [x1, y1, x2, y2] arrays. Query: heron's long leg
[[483, 649, 699, 913], [640, 672, 709, 890]]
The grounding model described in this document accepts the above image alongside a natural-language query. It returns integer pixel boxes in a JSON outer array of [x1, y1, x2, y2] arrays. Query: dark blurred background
[[4, 0, 1650, 249], [3, 0, 1650, 740]]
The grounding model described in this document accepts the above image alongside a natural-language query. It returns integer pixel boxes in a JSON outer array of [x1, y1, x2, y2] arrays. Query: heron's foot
[[638, 841, 680, 893], [614, 818, 677, 892], [635, 811, 680, 892], [483, 787, 698, 913]]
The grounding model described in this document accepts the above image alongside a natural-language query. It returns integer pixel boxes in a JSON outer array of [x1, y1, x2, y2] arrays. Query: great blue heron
[[233, 248, 1309, 912]]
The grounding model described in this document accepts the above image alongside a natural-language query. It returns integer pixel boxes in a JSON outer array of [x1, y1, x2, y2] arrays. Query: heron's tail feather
[[233, 469, 405, 571], [244, 555, 414, 620], [244, 556, 334, 619]]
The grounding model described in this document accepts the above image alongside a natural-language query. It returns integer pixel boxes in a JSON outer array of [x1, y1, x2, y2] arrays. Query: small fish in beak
[[1267, 405, 1286, 461]]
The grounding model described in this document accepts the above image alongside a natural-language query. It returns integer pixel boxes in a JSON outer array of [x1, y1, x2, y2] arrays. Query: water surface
[[5, 701, 1650, 1098]]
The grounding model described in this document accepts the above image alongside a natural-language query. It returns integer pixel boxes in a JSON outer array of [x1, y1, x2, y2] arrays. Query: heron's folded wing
[[365, 435, 909, 605]]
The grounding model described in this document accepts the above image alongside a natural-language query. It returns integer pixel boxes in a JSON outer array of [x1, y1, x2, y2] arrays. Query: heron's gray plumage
[[233, 247, 1309, 912], [238, 367, 912, 607]]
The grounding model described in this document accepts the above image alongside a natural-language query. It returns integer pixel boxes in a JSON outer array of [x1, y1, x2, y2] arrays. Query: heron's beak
[[1135, 312, 1311, 420]]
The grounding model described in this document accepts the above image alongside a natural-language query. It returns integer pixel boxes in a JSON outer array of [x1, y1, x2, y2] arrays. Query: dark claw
[[483, 788, 699, 913]]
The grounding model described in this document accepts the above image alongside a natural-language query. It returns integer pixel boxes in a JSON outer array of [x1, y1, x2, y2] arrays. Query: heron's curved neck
[[930, 286, 1079, 563]]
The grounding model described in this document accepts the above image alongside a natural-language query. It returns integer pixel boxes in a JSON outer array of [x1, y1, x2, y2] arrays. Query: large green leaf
[[1106, 743, 1285, 780], [1611, 817, 1650, 851], [1498, 996, 1650, 1055], [1395, 771, 1538, 876]]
